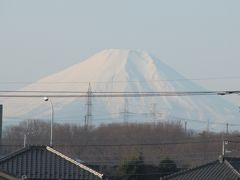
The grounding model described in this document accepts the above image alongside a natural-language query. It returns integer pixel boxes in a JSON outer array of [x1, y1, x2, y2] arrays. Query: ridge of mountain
[[2, 49, 238, 131]]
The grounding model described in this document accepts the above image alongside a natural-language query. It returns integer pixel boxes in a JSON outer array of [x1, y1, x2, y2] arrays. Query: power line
[[170, 116, 240, 127], [0, 90, 239, 94], [0, 139, 224, 147], [1, 76, 240, 84], [51, 140, 221, 147], [0, 90, 239, 98]]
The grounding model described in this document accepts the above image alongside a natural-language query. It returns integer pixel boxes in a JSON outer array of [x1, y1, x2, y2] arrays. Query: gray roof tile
[[0, 145, 104, 180], [161, 158, 240, 180]]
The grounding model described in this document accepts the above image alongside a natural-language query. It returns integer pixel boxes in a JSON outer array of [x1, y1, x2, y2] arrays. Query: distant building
[[161, 156, 240, 180], [0, 145, 105, 180]]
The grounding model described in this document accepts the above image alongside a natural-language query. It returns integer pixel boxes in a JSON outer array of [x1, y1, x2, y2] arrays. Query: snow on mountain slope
[[2, 49, 239, 130]]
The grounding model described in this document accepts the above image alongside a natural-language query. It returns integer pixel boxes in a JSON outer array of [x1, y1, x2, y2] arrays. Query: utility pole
[[226, 123, 229, 134], [222, 140, 229, 157], [206, 119, 210, 135], [85, 83, 92, 129], [0, 105, 2, 154], [184, 121, 187, 134], [24, 119, 29, 147], [23, 134, 27, 148], [123, 98, 129, 123], [44, 97, 54, 146], [221, 140, 232, 159], [150, 103, 157, 123]]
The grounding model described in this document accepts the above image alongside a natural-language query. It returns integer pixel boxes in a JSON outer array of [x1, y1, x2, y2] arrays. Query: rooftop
[[0, 145, 104, 180], [161, 157, 240, 180]]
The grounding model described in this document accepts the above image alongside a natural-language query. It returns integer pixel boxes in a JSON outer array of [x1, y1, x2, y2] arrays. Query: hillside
[[2, 49, 238, 131]]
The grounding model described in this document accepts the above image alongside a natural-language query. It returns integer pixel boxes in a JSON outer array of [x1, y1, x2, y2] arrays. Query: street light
[[44, 97, 54, 146]]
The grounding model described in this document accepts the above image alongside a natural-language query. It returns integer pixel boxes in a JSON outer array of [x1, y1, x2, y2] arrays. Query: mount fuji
[[2, 49, 239, 131]]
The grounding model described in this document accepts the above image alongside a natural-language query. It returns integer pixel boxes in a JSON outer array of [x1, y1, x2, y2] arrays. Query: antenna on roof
[[222, 140, 228, 157], [221, 140, 232, 157]]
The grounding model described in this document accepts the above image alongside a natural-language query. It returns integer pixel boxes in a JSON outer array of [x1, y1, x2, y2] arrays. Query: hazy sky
[[1, 0, 240, 102]]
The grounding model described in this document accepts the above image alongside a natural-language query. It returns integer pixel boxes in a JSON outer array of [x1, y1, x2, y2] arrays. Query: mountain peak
[[100, 48, 150, 58], [3, 49, 239, 131], [103, 48, 144, 53], [93, 48, 156, 67]]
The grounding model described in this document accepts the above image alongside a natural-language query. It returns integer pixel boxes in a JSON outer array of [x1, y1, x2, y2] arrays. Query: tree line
[[2, 119, 240, 179]]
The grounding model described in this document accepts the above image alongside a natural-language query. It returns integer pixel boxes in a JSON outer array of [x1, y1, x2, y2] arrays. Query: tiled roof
[[0, 169, 19, 180], [161, 157, 240, 180], [225, 157, 240, 173], [0, 145, 104, 180]]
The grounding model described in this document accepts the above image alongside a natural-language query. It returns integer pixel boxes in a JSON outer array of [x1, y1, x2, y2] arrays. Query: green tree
[[159, 158, 177, 177], [118, 152, 145, 180]]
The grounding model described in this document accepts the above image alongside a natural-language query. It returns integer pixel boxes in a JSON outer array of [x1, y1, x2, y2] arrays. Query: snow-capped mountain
[[2, 49, 239, 131]]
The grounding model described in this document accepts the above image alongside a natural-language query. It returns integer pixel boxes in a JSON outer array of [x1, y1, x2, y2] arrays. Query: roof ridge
[[0, 146, 31, 162], [161, 160, 219, 179], [224, 158, 240, 178], [46, 146, 104, 179]]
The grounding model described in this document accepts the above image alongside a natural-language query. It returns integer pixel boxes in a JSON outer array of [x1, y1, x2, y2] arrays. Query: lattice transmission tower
[[85, 83, 92, 128]]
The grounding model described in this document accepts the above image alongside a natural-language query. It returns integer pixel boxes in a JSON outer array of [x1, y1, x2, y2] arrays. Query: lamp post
[[44, 97, 54, 147]]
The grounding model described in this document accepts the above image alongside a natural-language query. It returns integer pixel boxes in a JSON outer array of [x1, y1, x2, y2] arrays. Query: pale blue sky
[[0, 0, 240, 98]]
